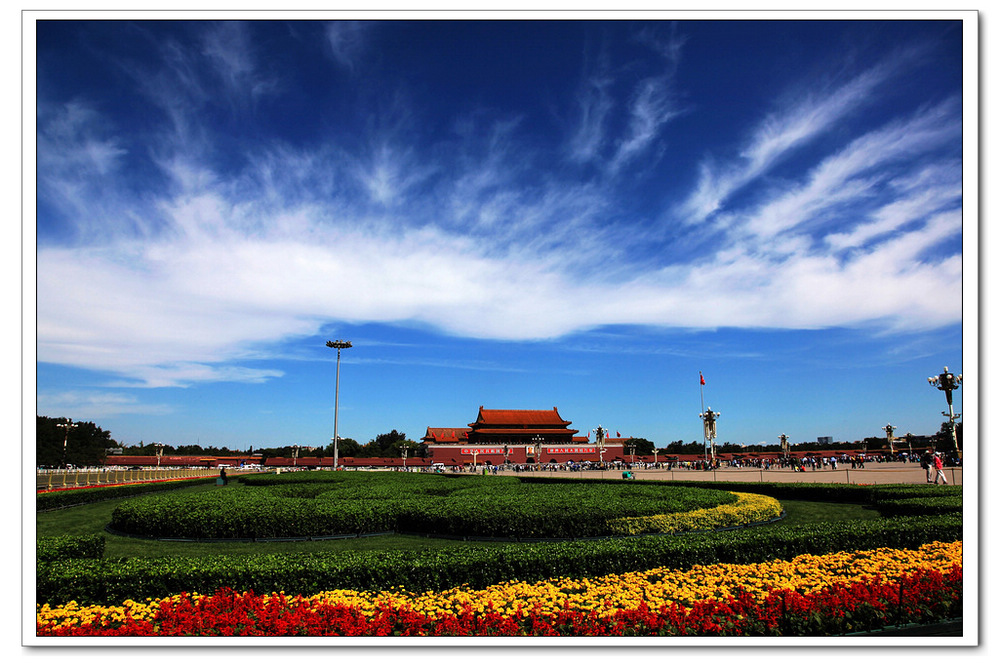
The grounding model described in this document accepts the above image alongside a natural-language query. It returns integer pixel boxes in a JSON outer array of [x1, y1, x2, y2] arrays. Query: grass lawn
[[36, 482, 883, 559]]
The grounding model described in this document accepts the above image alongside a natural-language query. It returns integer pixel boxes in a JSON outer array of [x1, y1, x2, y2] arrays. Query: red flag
[[617, 431, 621, 437], [700, 372, 706, 385]]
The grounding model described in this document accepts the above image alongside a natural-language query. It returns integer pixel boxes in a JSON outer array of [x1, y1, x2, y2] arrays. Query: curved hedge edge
[[101, 491, 783, 544], [103, 524, 396, 543]]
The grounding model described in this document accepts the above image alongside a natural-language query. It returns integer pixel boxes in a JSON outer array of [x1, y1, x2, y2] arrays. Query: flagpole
[[700, 372, 707, 463]]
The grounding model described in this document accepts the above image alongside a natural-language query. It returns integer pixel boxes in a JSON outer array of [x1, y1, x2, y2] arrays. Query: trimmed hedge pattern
[[37, 535, 105, 562], [36, 513, 960, 605], [109, 473, 738, 540]]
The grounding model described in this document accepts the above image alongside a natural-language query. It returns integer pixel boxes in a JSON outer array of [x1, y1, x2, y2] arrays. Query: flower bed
[[36, 541, 962, 637], [606, 491, 782, 535]]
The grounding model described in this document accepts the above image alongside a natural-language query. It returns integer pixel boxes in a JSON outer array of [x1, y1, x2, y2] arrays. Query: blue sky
[[30, 17, 971, 451]]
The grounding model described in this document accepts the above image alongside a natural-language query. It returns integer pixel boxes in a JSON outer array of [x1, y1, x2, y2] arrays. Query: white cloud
[[679, 62, 898, 223], [324, 21, 371, 73], [36, 391, 173, 419], [33, 28, 964, 389]]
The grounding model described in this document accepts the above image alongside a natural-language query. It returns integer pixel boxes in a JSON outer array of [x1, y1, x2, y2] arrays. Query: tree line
[[36, 414, 960, 469]]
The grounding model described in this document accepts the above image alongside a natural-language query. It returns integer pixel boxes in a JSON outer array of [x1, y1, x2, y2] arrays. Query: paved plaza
[[487, 462, 963, 486]]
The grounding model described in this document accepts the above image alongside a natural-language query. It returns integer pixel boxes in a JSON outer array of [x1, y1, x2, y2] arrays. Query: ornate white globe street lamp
[[928, 366, 962, 457], [883, 423, 896, 456], [700, 408, 720, 463]]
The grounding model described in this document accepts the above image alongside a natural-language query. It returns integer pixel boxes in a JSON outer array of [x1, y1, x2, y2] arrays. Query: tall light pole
[[292, 443, 300, 467], [779, 433, 789, 459], [326, 340, 353, 470], [154, 442, 164, 467], [928, 366, 962, 457], [533, 434, 543, 472], [56, 421, 77, 468]]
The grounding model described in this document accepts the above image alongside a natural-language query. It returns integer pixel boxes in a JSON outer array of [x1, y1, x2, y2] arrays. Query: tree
[[624, 437, 655, 456], [36, 416, 117, 468], [935, 421, 962, 453], [362, 430, 408, 457], [326, 437, 360, 457]]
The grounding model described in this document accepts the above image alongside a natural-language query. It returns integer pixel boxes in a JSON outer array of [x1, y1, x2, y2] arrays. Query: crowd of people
[[418, 450, 961, 477]]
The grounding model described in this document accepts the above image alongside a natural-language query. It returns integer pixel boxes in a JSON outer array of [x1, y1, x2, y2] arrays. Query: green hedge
[[36, 477, 215, 512], [108, 473, 736, 540], [37, 535, 105, 562], [872, 495, 964, 517], [37, 513, 961, 605]]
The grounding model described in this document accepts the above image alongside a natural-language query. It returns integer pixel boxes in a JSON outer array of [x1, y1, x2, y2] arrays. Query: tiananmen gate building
[[422, 406, 629, 466]]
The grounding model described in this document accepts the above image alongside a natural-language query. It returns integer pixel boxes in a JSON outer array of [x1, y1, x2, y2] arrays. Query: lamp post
[[56, 421, 78, 468], [779, 433, 789, 459], [700, 408, 719, 464], [883, 423, 896, 456], [292, 444, 300, 468], [154, 442, 164, 467], [326, 339, 353, 470], [533, 434, 543, 472], [928, 366, 962, 457], [905, 432, 914, 458]]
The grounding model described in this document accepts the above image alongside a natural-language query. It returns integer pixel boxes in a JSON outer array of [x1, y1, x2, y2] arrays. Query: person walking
[[933, 452, 948, 485], [921, 449, 934, 483]]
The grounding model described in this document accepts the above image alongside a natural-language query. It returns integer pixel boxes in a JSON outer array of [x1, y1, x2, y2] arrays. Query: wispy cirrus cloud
[[34, 22, 964, 391], [679, 60, 902, 224], [324, 21, 373, 73]]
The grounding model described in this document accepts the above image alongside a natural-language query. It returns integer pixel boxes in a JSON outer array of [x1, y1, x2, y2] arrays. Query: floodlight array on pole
[[326, 340, 353, 469], [928, 366, 962, 457]]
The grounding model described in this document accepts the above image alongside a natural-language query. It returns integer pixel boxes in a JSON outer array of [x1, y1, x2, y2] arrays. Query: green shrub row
[[36, 477, 215, 512], [36, 535, 105, 562], [872, 495, 964, 517], [108, 475, 736, 539], [37, 513, 961, 605]]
